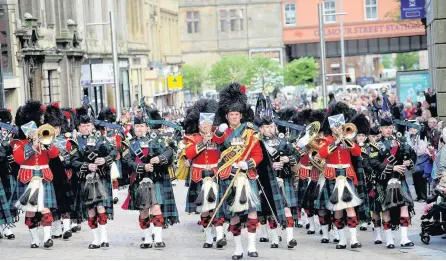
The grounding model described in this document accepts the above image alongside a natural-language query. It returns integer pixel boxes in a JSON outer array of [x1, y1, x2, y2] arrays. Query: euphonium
[[308, 138, 326, 172], [297, 121, 320, 147], [37, 124, 56, 145]]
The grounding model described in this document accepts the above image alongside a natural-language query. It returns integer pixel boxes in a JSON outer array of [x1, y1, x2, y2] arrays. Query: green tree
[[395, 52, 419, 71], [381, 54, 393, 69], [384, 0, 401, 21], [283, 57, 318, 86], [248, 56, 283, 92], [182, 63, 208, 96], [209, 55, 251, 91]]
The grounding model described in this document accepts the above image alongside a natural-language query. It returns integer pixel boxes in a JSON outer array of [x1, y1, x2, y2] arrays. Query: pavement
[[1, 176, 446, 260]]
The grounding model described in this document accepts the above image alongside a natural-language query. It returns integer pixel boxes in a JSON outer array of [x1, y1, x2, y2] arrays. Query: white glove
[[238, 161, 248, 170], [272, 162, 283, 170], [218, 123, 228, 132], [276, 177, 284, 188]]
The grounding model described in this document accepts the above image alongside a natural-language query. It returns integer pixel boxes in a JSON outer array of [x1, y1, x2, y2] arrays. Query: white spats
[[91, 228, 100, 246], [43, 226, 52, 242], [62, 219, 71, 233], [52, 221, 62, 237], [374, 227, 382, 242], [385, 229, 394, 247], [321, 225, 329, 240], [400, 226, 412, 245], [270, 228, 280, 245], [233, 236, 243, 256], [29, 228, 40, 246], [153, 226, 163, 243], [349, 227, 359, 245], [99, 224, 108, 243], [143, 228, 153, 244], [286, 227, 294, 244], [215, 226, 224, 241], [308, 216, 316, 232], [205, 226, 214, 245], [258, 224, 269, 240], [337, 228, 347, 246], [247, 232, 257, 253]]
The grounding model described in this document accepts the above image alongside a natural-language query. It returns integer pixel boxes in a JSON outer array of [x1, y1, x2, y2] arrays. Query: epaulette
[[246, 122, 255, 129], [361, 147, 368, 155], [370, 141, 379, 151]]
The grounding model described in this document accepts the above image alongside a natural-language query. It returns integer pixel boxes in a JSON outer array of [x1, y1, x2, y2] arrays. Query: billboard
[[249, 48, 283, 66], [396, 70, 430, 104], [401, 0, 425, 20]]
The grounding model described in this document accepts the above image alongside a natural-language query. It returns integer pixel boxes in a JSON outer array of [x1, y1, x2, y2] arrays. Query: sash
[[222, 123, 247, 149], [384, 141, 399, 165]]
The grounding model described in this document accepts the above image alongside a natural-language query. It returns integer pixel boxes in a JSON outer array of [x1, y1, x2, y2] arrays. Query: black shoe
[[288, 239, 297, 248], [216, 238, 227, 248], [442, 235, 446, 239], [155, 242, 166, 248], [334, 239, 340, 243], [360, 227, 367, 231], [44, 239, 53, 248], [197, 221, 201, 225], [375, 240, 382, 244], [259, 237, 269, 243], [336, 245, 346, 249], [140, 243, 153, 249], [351, 243, 362, 248], [306, 224, 310, 229], [101, 242, 109, 248], [52, 234, 62, 239], [63, 231, 72, 240], [113, 197, 119, 204], [5, 234, 15, 240], [71, 226, 79, 233], [0, 233, 2, 239], [307, 230, 315, 235], [163, 223, 168, 229], [278, 236, 282, 242], [401, 242, 414, 247], [319, 229, 323, 235], [213, 237, 217, 242], [248, 251, 259, 257], [271, 243, 278, 248], [296, 224, 303, 228], [415, 197, 421, 202], [387, 244, 395, 249], [232, 254, 243, 260], [88, 244, 100, 249], [30, 244, 39, 248], [203, 243, 213, 248], [321, 238, 329, 244]]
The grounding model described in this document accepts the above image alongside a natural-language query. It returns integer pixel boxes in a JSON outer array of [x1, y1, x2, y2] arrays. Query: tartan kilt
[[301, 180, 317, 210], [160, 172, 179, 225], [215, 178, 260, 220], [0, 179, 14, 225], [16, 178, 58, 210], [52, 179, 76, 221], [369, 188, 383, 213], [125, 178, 163, 211], [185, 180, 202, 213], [282, 176, 298, 209], [314, 168, 356, 211], [77, 174, 114, 219], [5, 175, 19, 219], [381, 179, 413, 212]]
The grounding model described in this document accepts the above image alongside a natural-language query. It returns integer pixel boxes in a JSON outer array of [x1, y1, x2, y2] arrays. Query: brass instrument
[[342, 123, 357, 140], [308, 138, 326, 172], [297, 121, 320, 147], [37, 124, 56, 145]]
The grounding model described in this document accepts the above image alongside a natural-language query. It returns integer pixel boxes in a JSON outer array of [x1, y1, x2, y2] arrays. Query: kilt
[[282, 176, 298, 209], [0, 179, 14, 225], [215, 177, 260, 220], [78, 175, 114, 218], [314, 168, 356, 211], [296, 178, 309, 208], [160, 172, 179, 225], [185, 180, 202, 213], [381, 179, 413, 212], [369, 186, 383, 213], [301, 180, 317, 210], [5, 175, 19, 219], [16, 169, 58, 210], [125, 178, 163, 211]]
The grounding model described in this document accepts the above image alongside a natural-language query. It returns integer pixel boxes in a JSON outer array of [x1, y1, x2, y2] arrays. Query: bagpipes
[[0, 121, 19, 139], [81, 141, 109, 205]]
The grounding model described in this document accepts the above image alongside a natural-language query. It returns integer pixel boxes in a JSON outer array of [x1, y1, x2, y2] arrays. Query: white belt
[[326, 164, 350, 169], [192, 163, 218, 169], [20, 165, 49, 170], [301, 165, 312, 170]]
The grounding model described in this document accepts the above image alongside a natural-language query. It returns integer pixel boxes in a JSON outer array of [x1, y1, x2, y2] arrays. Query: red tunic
[[12, 139, 59, 183], [319, 136, 361, 185], [184, 133, 220, 183], [299, 154, 311, 179], [213, 125, 263, 180]]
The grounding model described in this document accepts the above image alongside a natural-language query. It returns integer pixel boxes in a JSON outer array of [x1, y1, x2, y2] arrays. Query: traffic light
[[346, 74, 351, 83]]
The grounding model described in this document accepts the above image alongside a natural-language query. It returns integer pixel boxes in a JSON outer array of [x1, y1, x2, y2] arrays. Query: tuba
[[308, 138, 326, 172], [37, 124, 56, 145]]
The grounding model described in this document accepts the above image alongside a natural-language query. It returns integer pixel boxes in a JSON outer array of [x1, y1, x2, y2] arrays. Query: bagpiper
[[254, 95, 299, 249], [121, 106, 178, 248], [213, 83, 264, 259], [369, 103, 417, 249], [97, 107, 124, 205], [70, 105, 118, 249], [13, 100, 60, 248], [0, 108, 17, 239], [183, 99, 225, 248], [316, 102, 364, 249], [44, 102, 76, 240]]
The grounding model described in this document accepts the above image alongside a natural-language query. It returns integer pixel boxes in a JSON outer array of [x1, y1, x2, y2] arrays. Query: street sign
[[401, 0, 425, 20], [167, 75, 183, 89]]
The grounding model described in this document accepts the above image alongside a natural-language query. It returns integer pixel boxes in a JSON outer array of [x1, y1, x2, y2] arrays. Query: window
[[365, 0, 378, 20], [324, 0, 336, 24], [220, 9, 244, 32], [220, 10, 227, 32], [186, 11, 200, 33], [284, 3, 296, 26]]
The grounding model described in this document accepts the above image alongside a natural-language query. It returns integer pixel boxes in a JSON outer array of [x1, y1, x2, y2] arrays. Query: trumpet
[[37, 124, 56, 146]]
